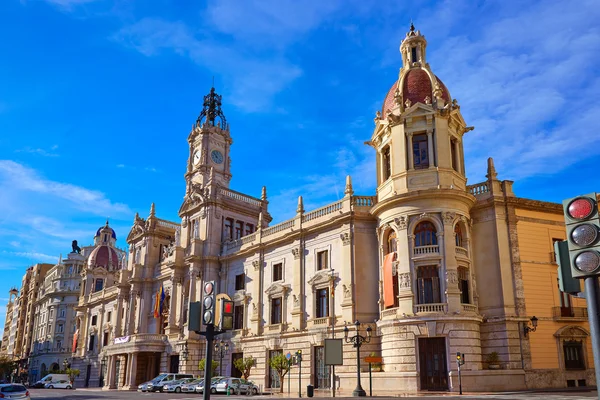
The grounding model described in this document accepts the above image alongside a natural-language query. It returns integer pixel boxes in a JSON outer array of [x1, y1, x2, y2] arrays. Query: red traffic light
[[568, 198, 595, 220], [204, 282, 214, 295], [224, 301, 233, 314]]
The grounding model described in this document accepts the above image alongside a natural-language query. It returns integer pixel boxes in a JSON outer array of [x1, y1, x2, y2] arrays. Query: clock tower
[[186, 87, 232, 190]]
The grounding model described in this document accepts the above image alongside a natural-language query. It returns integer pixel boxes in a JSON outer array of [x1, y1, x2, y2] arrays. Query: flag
[[72, 329, 79, 352], [153, 285, 165, 318]]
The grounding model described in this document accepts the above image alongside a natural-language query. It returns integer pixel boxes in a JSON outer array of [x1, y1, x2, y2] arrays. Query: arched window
[[455, 224, 463, 247], [387, 230, 397, 253], [414, 222, 437, 247], [382, 146, 391, 181], [458, 267, 470, 304]]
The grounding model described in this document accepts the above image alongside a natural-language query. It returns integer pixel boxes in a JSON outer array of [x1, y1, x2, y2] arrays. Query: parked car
[[181, 379, 202, 393], [195, 376, 224, 394], [163, 378, 196, 393], [147, 373, 194, 392], [44, 379, 72, 389], [215, 377, 259, 395], [0, 384, 30, 399], [32, 374, 69, 389]]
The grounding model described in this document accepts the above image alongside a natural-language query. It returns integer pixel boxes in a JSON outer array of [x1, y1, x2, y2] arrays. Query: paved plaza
[[26, 388, 599, 400]]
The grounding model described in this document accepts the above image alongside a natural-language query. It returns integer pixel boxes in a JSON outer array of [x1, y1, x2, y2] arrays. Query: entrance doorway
[[314, 346, 330, 389], [170, 355, 179, 373], [418, 337, 448, 390], [231, 353, 243, 378], [85, 364, 91, 388]]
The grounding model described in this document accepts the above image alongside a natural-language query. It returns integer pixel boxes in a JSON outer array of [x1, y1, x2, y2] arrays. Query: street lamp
[[181, 342, 189, 361], [343, 321, 372, 397], [100, 354, 107, 387], [214, 340, 229, 376], [523, 316, 538, 337], [62, 359, 68, 371]]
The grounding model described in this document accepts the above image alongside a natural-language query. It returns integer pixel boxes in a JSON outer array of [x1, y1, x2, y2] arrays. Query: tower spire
[[486, 157, 498, 180], [196, 86, 228, 129]]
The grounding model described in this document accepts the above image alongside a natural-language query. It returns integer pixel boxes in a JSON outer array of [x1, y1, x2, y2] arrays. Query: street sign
[[324, 338, 343, 365], [364, 356, 382, 363], [286, 352, 292, 360]]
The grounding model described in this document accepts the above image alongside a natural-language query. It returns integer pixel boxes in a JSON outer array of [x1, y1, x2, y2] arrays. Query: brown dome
[[88, 245, 120, 270], [381, 70, 451, 118]]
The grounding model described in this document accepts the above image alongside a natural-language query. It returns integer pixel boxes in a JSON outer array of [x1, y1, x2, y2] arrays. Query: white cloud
[[113, 17, 303, 112], [1, 251, 57, 263], [15, 146, 59, 157], [0, 160, 131, 216]]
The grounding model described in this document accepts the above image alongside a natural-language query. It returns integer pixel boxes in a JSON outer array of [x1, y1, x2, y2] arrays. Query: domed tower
[[88, 221, 122, 271], [371, 25, 481, 387], [94, 221, 117, 247]]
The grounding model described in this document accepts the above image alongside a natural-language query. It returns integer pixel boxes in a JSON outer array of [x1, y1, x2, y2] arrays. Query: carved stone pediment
[[265, 282, 290, 297], [232, 290, 246, 303], [308, 270, 333, 287]]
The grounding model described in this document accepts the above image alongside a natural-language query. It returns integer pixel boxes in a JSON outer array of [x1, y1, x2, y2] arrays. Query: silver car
[[0, 384, 30, 399], [181, 379, 202, 393], [215, 378, 259, 395], [195, 376, 224, 394], [163, 378, 196, 393]]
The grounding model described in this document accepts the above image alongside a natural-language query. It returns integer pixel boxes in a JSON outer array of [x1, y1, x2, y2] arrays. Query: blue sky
[[1, 0, 599, 320]]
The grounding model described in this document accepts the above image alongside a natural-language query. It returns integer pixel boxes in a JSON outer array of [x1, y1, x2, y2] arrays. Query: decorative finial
[[196, 86, 227, 129], [150, 202, 155, 217], [296, 196, 304, 214], [344, 175, 354, 197], [209, 166, 215, 181], [486, 157, 498, 180], [134, 212, 139, 222], [261, 186, 267, 201], [410, 20, 415, 32], [105, 219, 109, 227], [258, 211, 264, 227]]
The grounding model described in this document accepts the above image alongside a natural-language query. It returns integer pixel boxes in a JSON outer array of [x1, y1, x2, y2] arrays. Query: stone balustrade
[[156, 219, 179, 230], [467, 182, 490, 196], [352, 196, 377, 207], [456, 247, 468, 257], [219, 187, 262, 207], [462, 304, 477, 313], [415, 303, 447, 313], [263, 219, 296, 237], [303, 201, 343, 222], [413, 245, 440, 256]]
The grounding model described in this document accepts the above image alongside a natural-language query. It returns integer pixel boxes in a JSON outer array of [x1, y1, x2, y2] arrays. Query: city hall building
[[66, 25, 594, 392]]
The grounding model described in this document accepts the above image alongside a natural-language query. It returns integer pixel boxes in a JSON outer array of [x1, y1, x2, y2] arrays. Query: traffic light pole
[[198, 324, 225, 400], [584, 277, 600, 397]]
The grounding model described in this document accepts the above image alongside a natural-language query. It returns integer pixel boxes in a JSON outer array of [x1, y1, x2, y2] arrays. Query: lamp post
[[100, 354, 107, 387], [214, 340, 229, 376], [181, 342, 189, 361], [343, 321, 372, 397], [523, 316, 538, 337], [62, 359, 68, 373]]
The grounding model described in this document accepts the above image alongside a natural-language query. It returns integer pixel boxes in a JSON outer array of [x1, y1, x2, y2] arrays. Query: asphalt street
[[26, 389, 599, 400]]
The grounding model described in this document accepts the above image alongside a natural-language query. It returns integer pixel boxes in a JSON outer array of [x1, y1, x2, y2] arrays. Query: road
[[27, 388, 599, 400]]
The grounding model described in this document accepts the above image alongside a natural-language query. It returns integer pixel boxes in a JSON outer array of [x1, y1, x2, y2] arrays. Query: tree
[[0, 356, 16, 380], [198, 359, 219, 375], [233, 356, 256, 380], [268, 353, 290, 393], [65, 368, 80, 384]]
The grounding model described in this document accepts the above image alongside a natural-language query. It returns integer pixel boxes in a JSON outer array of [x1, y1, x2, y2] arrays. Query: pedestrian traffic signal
[[202, 280, 216, 325], [555, 240, 581, 293], [219, 299, 234, 331], [563, 194, 600, 278]]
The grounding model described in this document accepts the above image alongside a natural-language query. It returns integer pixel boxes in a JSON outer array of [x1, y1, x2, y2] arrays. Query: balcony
[[552, 306, 588, 321], [455, 247, 468, 257], [415, 303, 447, 314], [307, 316, 331, 329], [413, 245, 439, 256]]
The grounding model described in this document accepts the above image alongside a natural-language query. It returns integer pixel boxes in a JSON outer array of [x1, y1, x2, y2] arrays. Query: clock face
[[211, 150, 224, 164], [193, 151, 201, 165]]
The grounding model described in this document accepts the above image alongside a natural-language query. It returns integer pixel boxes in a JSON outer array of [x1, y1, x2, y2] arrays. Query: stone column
[[454, 139, 462, 173], [140, 288, 152, 332], [126, 291, 137, 335], [407, 132, 414, 170], [128, 353, 138, 388], [114, 295, 123, 338], [108, 356, 117, 389], [394, 217, 413, 315], [168, 281, 178, 331], [290, 242, 303, 331], [427, 129, 434, 168], [442, 212, 461, 313]]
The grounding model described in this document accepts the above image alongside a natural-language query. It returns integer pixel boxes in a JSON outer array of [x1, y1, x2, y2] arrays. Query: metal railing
[[552, 306, 588, 319]]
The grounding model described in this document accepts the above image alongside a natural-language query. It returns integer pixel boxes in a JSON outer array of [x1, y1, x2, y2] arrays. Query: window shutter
[[432, 277, 440, 303]]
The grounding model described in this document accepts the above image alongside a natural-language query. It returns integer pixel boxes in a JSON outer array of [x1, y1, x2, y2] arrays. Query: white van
[[35, 374, 70, 387]]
